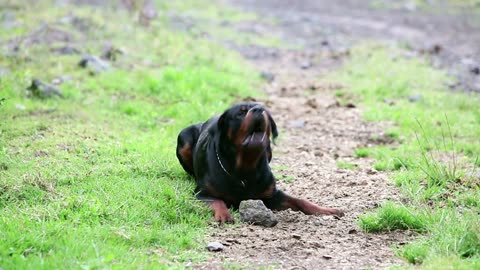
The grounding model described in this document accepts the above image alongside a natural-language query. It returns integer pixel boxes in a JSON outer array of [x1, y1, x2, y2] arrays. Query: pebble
[[260, 71, 275, 83], [26, 78, 63, 98], [206, 241, 224, 252], [300, 61, 312, 69], [288, 120, 305, 128], [408, 94, 423, 102], [78, 54, 110, 74], [466, 171, 480, 180]]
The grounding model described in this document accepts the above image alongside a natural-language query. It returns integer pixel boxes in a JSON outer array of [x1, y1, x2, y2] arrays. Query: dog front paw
[[214, 211, 234, 224], [331, 209, 345, 217]]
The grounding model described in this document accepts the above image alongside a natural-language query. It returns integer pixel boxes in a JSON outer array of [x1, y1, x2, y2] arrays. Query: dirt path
[[196, 1, 480, 269], [196, 47, 411, 269], [232, 0, 480, 93]]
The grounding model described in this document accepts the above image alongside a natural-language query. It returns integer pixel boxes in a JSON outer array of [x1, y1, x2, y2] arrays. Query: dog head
[[218, 102, 278, 171]]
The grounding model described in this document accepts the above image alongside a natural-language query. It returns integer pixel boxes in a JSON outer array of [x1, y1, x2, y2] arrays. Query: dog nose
[[250, 105, 264, 114]]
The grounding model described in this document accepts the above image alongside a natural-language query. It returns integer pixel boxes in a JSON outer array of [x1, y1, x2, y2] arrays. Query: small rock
[[300, 61, 312, 70], [0, 67, 9, 77], [408, 94, 422, 102], [330, 47, 350, 59], [404, 2, 417, 11], [306, 98, 318, 108], [52, 46, 80, 55], [466, 171, 480, 180], [473, 80, 480, 92], [34, 150, 49, 157], [470, 66, 480, 75], [51, 75, 71, 85], [314, 218, 326, 226], [206, 241, 224, 252], [348, 229, 357, 234], [239, 200, 278, 227], [101, 45, 124, 61], [260, 71, 275, 83], [15, 104, 26, 110], [416, 41, 443, 55], [26, 78, 63, 98], [312, 242, 325, 249], [445, 81, 460, 89], [2, 11, 15, 21], [78, 54, 110, 74], [140, 0, 158, 26], [383, 99, 395, 106], [288, 120, 305, 128], [462, 58, 480, 75], [225, 238, 240, 244]]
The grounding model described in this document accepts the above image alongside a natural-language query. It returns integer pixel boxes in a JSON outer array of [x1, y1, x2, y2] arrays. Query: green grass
[[159, 0, 285, 48], [271, 165, 296, 183], [329, 43, 480, 268], [354, 148, 370, 158], [336, 161, 358, 170], [0, 0, 260, 268], [359, 201, 428, 232]]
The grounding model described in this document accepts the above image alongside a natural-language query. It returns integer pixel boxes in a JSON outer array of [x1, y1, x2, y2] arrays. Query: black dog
[[176, 102, 344, 223]]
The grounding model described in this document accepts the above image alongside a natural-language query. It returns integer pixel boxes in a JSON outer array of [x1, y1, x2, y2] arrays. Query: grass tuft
[[336, 161, 358, 170], [354, 148, 369, 158], [359, 201, 428, 232]]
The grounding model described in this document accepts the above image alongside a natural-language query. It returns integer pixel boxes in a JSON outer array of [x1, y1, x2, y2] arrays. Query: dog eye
[[236, 111, 245, 118]]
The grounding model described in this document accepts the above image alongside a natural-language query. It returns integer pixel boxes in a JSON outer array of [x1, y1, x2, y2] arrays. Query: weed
[[415, 116, 460, 188]]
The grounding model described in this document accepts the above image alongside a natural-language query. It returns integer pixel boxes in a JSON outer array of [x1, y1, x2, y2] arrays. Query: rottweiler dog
[[176, 102, 344, 223]]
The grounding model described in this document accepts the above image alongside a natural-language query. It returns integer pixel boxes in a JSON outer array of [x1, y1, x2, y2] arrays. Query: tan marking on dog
[[256, 183, 276, 199], [179, 143, 193, 172]]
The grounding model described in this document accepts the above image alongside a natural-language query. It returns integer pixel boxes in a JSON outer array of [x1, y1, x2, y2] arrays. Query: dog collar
[[215, 146, 246, 187]]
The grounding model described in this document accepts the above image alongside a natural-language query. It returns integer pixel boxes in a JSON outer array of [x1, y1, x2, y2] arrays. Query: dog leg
[[208, 200, 235, 224], [197, 194, 234, 223], [264, 190, 344, 217]]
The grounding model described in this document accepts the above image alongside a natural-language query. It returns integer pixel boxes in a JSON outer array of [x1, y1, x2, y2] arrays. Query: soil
[[195, 1, 480, 269]]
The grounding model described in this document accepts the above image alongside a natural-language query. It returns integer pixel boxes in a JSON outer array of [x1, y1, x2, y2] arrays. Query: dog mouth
[[241, 119, 268, 150], [242, 130, 267, 148], [237, 107, 270, 150]]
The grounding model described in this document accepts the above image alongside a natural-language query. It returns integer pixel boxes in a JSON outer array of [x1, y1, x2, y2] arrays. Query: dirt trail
[[196, 47, 411, 269], [197, 1, 480, 269], [232, 0, 480, 92]]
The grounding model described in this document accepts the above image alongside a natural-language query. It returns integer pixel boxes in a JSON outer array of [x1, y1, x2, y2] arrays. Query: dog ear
[[267, 112, 278, 143], [217, 111, 227, 130]]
